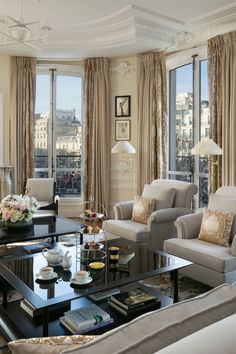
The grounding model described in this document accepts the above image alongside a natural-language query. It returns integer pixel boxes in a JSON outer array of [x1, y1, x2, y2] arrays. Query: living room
[[0, 0, 236, 353]]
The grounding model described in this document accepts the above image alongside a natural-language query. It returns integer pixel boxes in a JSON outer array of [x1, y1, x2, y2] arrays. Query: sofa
[[8, 282, 236, 354], [103, 179, 198, 250], [164, 187, 236, 287]]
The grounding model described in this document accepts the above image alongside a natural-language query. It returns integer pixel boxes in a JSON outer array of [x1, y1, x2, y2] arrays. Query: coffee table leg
[[173, 269, 178, 303], [43, 309, 49, 337]]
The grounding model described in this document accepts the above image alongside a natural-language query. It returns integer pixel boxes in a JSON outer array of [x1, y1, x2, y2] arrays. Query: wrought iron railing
[[34, 154, 81, 197]]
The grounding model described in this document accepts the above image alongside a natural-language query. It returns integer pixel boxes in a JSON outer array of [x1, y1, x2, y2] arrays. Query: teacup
[[39, 266, 54, 279], [74, 270, 90, 283]]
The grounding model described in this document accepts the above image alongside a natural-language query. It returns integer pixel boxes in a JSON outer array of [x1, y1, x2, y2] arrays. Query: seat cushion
[[156, 313, 236, 354], [103, 220, 150, 243], [142, 184, 176, 210], [164, 238, 236, 273]]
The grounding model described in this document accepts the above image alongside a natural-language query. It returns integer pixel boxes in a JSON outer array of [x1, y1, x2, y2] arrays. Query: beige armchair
[[164, 187, 236, 287], [103, 179, 198, 250], [26, 178, 59, 216]]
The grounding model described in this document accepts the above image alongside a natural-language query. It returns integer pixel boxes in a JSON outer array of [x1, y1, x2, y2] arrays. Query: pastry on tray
[[84, 241, 101, 250]]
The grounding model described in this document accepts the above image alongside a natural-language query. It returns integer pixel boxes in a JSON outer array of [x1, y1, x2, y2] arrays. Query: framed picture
[[115, 95, 131, 117], [115, 120, 131, 141]]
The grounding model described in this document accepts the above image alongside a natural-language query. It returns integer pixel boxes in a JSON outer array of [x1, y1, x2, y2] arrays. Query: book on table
[[108, 298, 161, 317], [60, 304, 114, 334], [20, 299, 70, 319], [110, 287, 159, 310], [22, 242, 50, 254]]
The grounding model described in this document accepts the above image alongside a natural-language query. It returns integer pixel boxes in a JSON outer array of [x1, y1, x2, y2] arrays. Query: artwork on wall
[[115, 95, 131, 117], [115, 120, 131, 141]]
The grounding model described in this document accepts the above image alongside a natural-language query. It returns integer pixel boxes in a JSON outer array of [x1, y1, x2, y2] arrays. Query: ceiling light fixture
[[0, 0, 52, 51]]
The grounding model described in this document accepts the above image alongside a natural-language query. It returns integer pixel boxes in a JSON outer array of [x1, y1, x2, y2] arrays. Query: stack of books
[[20, 299, 70, 320], [108, 287, 161, 317], [60, 304, 114, 334]]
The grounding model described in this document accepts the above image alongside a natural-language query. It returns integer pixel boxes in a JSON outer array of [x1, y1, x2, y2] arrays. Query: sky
[[35, 74, 82, 119], [176, 60, 208, 100]]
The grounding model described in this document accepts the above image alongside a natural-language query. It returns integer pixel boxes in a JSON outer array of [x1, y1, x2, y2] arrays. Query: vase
[[5, 219, 33, 229]]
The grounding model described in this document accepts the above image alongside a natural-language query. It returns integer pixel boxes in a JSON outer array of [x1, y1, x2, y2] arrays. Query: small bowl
[[89, 262, 105, 270]]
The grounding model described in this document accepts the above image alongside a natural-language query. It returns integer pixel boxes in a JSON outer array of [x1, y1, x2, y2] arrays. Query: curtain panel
[[10, 57, 36, 194], [208, 31, 236, 191], [137, 52, 167, 194], [83, 58, 110, 215]]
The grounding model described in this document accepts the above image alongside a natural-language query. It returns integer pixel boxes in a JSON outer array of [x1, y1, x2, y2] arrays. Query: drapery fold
[[137, 52, 167, 194], [208, 31, 236, 191], [83, 58, 110, 215], [10, 57, 36, 194]]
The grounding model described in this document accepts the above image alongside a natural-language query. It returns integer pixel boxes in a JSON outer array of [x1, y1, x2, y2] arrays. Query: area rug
[[140, 273, 211, 301]]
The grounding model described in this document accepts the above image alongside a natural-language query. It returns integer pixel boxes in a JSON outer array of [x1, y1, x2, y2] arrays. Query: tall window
[[168, 50, 209, 208], [34, 66, 83, 197]]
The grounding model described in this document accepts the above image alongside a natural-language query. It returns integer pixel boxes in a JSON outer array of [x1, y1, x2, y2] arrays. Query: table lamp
[[111, 141, 136, 173]]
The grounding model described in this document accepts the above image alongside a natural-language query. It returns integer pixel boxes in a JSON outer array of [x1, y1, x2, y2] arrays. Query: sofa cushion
[[151, 179, 198, 209], [8, 335, 96, 354], [61, 283, 236, 354], [104, 220, 150, 243], [131, 196, 155, 224], [164, 238, 236, 273], [142, 185, 176, 210], [198, 208, 233, 247], [209, 193, 236, 242], [156, 314, 236, 354]]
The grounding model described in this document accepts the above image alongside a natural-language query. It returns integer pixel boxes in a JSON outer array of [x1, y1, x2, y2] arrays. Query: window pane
[[199, 60, 209, 207], [55, 75, 82, 197], [34, 74, 50, 178], [169, 64, 193, 175]]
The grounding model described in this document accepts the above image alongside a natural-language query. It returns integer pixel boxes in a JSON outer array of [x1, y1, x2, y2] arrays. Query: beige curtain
[[137, 52, 167, 194], [208, 31, 236, 191], [10, 57, 36, 194], [83, 58, 110, 215]]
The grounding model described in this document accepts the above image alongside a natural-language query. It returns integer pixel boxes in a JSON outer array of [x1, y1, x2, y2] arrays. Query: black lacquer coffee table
[[0, 236, 192, 339]]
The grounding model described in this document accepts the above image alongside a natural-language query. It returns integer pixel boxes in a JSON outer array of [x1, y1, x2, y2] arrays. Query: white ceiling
[[0, 0, 236, 58]]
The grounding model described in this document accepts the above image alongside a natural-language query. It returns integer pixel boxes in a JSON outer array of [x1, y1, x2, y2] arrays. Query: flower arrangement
[[0, 194, 39, 223]]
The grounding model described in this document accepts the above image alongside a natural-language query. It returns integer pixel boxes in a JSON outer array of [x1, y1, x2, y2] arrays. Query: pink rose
[[3, 209, 11, 220]]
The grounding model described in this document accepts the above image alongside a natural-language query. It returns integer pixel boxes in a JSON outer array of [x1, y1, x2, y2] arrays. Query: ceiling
[[0, 0, 235, 59]]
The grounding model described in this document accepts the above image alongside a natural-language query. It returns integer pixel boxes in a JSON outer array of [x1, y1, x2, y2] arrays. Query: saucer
[[35, 271, 58, 282], [70, 276, 93, 286]]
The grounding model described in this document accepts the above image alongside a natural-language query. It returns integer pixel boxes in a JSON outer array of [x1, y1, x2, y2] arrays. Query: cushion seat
[[103, 220, 150, 243], [164, 238, 236, 273]]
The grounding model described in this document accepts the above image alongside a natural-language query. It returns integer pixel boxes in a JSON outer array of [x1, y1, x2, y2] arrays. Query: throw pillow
[[142, 185, 176, 210], [198, 208, 233, 247], [131, 196, 155, 224]]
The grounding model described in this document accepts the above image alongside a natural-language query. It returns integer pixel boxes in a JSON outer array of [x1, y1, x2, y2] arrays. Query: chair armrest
[[113, 201, 134, 220], [175, 212, 203, 239], [231, 235, 236, 256], [147, 207, 193, 230]]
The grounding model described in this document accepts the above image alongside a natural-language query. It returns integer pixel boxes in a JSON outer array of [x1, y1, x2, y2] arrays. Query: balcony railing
[[34, 154, 81, 197]]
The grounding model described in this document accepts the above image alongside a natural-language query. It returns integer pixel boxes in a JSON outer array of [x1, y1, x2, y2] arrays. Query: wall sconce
[[111, 141, 136, 173]]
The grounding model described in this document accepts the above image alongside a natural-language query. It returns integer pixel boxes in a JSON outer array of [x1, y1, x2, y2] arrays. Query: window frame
[[35, 63, 84, 205], [166, 46, 208, 209]]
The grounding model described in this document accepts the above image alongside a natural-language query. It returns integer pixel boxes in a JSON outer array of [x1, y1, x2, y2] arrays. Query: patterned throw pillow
[[131, 196, 155, 224], [8, 335, 96, 354], [198, 208, 233, 247]]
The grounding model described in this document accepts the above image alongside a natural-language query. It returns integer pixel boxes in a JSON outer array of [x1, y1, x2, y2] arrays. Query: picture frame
[[115, 95, 131, 117], [115, 120, 131, 141]]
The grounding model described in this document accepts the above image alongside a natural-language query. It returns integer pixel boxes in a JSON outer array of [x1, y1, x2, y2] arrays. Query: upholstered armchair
[[103, 179, 198, 250], [164, 187, 236, 287], [26, 178, 59, 215]]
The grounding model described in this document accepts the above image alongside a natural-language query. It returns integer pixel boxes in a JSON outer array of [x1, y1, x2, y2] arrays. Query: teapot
[[61, 251, 72, 270], [42, 248, 64, 265]]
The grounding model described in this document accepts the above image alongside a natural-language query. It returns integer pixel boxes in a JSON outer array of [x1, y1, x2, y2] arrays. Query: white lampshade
[[191, 137, 223, 156], [111, 141, 136, 154]]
